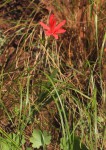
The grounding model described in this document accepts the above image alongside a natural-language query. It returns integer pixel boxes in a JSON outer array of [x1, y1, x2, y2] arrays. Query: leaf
[[60, 137, 67, 150], [0, 141, 10, 150], [26, 148, 32, 150], [30, 129, 42, 149], [42, 130, 51, 146], [73, 136, 88, 150], [30, 129, 51, 149]]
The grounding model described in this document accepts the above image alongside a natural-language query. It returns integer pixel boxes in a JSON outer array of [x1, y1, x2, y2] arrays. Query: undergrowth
[[0, 0, 106, 150]]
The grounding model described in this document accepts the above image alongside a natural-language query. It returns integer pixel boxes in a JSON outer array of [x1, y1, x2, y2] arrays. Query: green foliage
[[0, 140, 10, 150], [26, 148, 32, 150], [30, 129, 51, 149], [0, 133, 25, 150], [60, 135, 88, 150], [0, 1, 105, 150], [9, 133, 25, 146]]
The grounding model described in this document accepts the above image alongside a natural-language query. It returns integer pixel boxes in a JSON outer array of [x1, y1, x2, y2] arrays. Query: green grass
[[0, 0, 106, 150]]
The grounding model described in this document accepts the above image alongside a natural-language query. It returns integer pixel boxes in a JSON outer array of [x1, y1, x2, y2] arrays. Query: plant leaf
[[42, 130, 51, 145], [30, 129, 42, 149], [0, 141, 10, 150], [30, 129, 51, 149]]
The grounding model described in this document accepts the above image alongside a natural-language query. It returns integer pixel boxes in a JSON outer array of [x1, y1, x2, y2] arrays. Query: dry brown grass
[[0, 0, 106, 149]]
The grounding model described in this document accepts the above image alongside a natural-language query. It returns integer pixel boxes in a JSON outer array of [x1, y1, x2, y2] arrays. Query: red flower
[[40, 14, 66, 39]]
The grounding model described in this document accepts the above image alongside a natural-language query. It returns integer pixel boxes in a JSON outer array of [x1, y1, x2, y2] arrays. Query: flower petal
[[39, 22, 50, 30], [49, 14, 56, 32], [54, 20, 66, 32], [45, 30, 52, 36], [49, 14, 55, 25], [53, 34, 58, 39], [55, 29, 66, 34]]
